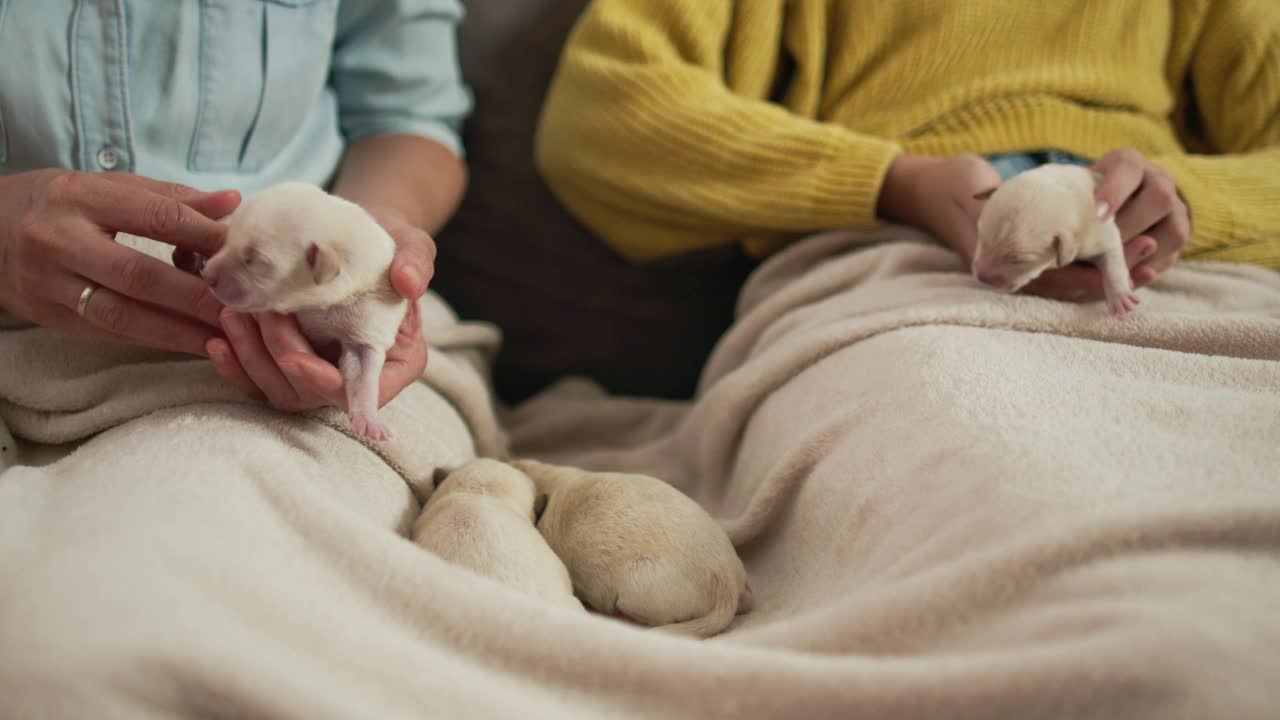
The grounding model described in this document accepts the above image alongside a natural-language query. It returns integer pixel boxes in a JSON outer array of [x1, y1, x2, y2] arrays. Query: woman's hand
[[0, 169, 239, 355], [208, 301, 428, 413], [879, 151, 1188, 304], [878, 153, 1003, 264], [1091, 148, 1189, 285], [208, 206, 434, 412]]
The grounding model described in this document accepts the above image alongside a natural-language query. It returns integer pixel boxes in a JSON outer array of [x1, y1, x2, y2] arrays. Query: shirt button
[[96, 147, 121, 170]]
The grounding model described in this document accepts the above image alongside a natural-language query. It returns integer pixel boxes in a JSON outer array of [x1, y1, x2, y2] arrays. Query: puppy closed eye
[[242, 247, 273, 271]]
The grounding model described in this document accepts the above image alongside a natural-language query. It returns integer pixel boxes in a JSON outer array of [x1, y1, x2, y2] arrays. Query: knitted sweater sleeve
[[533, 0, 901, 263], [1155, 0, 1280, 267]]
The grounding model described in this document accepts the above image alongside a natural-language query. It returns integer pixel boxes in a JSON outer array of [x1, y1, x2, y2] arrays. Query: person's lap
[[0, 402, 412, 707], [716, 318, 1280, 711], [656, 227, 1278, 707]]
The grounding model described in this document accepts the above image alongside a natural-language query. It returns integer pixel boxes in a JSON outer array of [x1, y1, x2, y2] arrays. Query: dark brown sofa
[[432, 0, 758, 405]]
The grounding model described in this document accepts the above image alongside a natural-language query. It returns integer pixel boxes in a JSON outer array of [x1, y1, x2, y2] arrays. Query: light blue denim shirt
[[0, 0, 471, 194]]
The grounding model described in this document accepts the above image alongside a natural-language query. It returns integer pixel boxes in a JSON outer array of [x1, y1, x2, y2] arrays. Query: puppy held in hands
[[201, 182, 407, 441], [414, 459, 584, 612], [512, 459, 753, 639], [972, 164, 1139, 317]]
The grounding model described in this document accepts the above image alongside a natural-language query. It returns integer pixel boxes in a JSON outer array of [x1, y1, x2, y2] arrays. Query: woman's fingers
[[98, 172, 228, 202], [50, 272, 220, 357], [256, 312, 345, 406], [1123, 236, 1158, 269], [1022, 265, 1105, 302], [62, 221, 225, 327], [1132, 265, 1160, 288], [58, 172, 229, 257], [1113, 184, 1170, 244], [98, 174, 241, 218], [1092, 149, 1146, 223], [375, 304, 428, 408], [376, 218, 436, 300], [206, 338, 267, 403], [1091, 148, 1189, 290], [1136, 212, 1191, 272], [218, 310, 310, 411]]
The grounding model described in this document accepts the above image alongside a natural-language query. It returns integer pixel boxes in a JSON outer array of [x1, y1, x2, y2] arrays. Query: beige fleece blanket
[[2, 226, 1280, 719]]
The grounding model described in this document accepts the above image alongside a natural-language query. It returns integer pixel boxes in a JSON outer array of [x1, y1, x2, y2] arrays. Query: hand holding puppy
[[1012, 149, 1189, 302], [201, 182, 410, 440], [972, 164, 1139, 316], [202, 205, 432, 419], [0, 169, 238, 354], [880, 150, 1188, 305]]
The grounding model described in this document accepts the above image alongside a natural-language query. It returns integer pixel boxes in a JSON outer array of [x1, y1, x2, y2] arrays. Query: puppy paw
[[351, 412, 392, 442], [1106, 292, 1140, 317]]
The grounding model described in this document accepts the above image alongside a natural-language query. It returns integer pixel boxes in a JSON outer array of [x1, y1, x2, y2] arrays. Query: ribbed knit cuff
[[807, 126, 903, 229], [1150, 153, 1237, 256]]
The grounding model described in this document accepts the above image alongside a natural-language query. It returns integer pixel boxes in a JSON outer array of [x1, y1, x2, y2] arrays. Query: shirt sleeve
[[330, 0, 473, 156], [1154, 0, 1280, 267], [533, 0, 901, 263]]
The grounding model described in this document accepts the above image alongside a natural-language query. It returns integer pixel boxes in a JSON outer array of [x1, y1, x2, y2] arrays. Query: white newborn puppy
[[513, 459, 753, 639], [413, 459, 583, 612], [201, 182, 407, 441], [972, 164, 1139, 317]]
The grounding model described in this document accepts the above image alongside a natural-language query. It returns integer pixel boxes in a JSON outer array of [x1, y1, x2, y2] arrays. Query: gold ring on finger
[[76, 284, 99, 319]]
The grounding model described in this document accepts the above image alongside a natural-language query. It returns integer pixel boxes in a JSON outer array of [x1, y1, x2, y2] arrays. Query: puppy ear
[[532, 492, 549, 524], [1053, 233, 1075, 267], [306, 242, 340, 284], [973, 186, 998, 201]]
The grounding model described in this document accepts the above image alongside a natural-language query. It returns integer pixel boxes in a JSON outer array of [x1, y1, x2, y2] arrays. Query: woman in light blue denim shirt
[[0, 0, 470, 410]]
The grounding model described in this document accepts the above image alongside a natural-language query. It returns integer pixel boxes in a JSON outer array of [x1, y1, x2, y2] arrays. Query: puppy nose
[[200, 265, 219, 285], [976, 268, 1006, 287]]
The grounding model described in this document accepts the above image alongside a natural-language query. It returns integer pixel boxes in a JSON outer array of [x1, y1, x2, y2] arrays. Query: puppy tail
[[654, 575, 742, 640]]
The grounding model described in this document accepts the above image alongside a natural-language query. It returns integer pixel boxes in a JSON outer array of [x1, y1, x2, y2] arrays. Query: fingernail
[[280, 362, 301, 379], [1095, 202, 1110, 220], [1141, 244, 1155, 258], [401, 267, 423, 293]]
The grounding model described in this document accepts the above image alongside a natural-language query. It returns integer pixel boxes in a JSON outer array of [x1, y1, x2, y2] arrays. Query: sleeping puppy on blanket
[[512, 459, 753, 639], [972, 163, 1140, 317], [414, 459, 584, 612], [201, 182, 407, 441]]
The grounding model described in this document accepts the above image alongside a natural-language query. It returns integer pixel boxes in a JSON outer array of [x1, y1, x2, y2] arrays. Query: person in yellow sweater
[[535, 0, 1280, 303]]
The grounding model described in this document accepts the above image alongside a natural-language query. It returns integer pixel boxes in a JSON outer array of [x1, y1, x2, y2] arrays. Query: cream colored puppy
[[414, 459, 584, 612], [513, 459, 753, 639], [972, 164, 1139, 317], [201, 182, 407, 441]]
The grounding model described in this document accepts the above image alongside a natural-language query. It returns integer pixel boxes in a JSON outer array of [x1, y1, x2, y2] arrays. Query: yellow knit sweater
[[535, 0, 1280, 267]]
